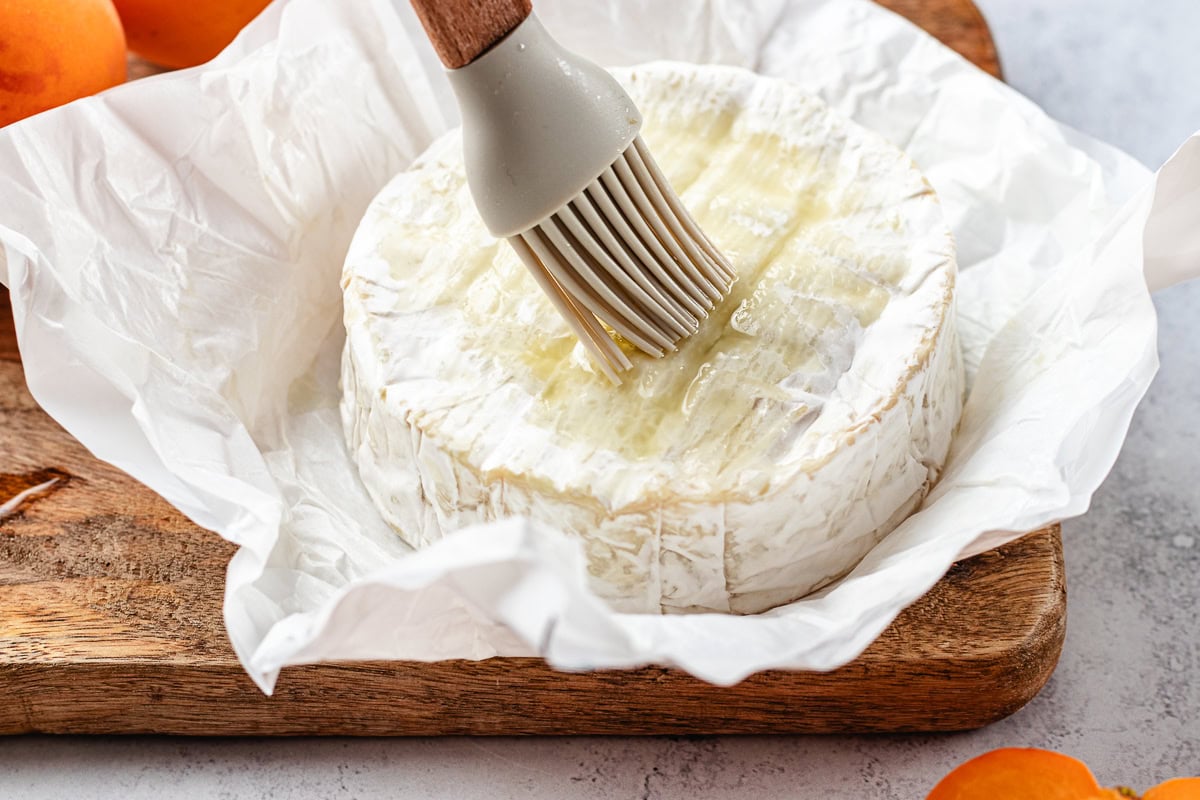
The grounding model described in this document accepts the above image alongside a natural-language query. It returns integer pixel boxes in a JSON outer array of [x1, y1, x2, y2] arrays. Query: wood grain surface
[[0, 1, 1049, 736]]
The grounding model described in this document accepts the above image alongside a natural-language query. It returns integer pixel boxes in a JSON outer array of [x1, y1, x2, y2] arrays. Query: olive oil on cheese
[[379, 99, 912, 475]]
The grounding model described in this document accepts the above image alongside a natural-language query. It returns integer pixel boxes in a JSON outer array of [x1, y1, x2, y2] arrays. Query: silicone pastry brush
[[409, 0, 736, 383]]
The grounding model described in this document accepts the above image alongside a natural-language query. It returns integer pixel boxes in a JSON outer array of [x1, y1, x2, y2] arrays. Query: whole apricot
[[1144, 778, 1200, 800], [0, 0, 126, 127], [929, 749, 1200, 800], [927, 748, 1105, 800], [113, 0, 272, 69]]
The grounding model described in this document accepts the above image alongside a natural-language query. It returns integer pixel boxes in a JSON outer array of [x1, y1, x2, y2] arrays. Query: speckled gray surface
[[2, 2, 1198, 797]]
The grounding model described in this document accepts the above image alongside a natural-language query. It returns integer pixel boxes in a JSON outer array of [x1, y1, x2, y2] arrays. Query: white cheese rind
[[341, 63, 963, 614]]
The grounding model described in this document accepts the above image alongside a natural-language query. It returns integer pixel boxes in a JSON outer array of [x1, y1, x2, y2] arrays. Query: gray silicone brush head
[[442, 12, 735, 383], [445, 14, 642, 238]]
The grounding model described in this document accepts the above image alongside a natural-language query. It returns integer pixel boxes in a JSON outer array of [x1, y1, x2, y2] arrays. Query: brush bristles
[[509, 136, 736, 384]]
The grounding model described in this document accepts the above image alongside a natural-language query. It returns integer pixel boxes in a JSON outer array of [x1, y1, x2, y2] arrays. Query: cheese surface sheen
[[341, 63, 964, 614]]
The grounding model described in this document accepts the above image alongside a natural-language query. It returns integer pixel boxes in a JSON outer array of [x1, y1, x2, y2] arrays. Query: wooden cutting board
[[0, 0, 1064, 736]]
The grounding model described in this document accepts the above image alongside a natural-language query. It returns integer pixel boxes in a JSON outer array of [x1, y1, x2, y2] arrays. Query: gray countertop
[[2, 1, 1197, 797]]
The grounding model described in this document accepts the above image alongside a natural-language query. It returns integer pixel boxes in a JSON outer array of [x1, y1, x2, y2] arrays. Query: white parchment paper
[[2, 0, 1197, 692]]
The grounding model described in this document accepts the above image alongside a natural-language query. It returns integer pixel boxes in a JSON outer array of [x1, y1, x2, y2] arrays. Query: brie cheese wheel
[[341, 63, 963, 614]]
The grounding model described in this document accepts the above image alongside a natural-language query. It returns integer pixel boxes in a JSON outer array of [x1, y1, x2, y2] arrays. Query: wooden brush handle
[[409, 0, 533, 69]]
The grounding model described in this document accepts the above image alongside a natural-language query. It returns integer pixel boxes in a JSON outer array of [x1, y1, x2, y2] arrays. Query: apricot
[[928, 749, 1200, 800], [112, 0, 272, 69], [1144, 778, 1200, 800], [928, 748, 1105, 800], [0, 0, 126, 127]]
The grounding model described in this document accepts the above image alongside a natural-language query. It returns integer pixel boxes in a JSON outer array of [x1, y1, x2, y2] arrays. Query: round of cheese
[[340, 63, 963, 614]]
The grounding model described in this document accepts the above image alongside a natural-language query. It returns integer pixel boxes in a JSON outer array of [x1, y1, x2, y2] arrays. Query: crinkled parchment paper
[[2, 0, 1198, 692]]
